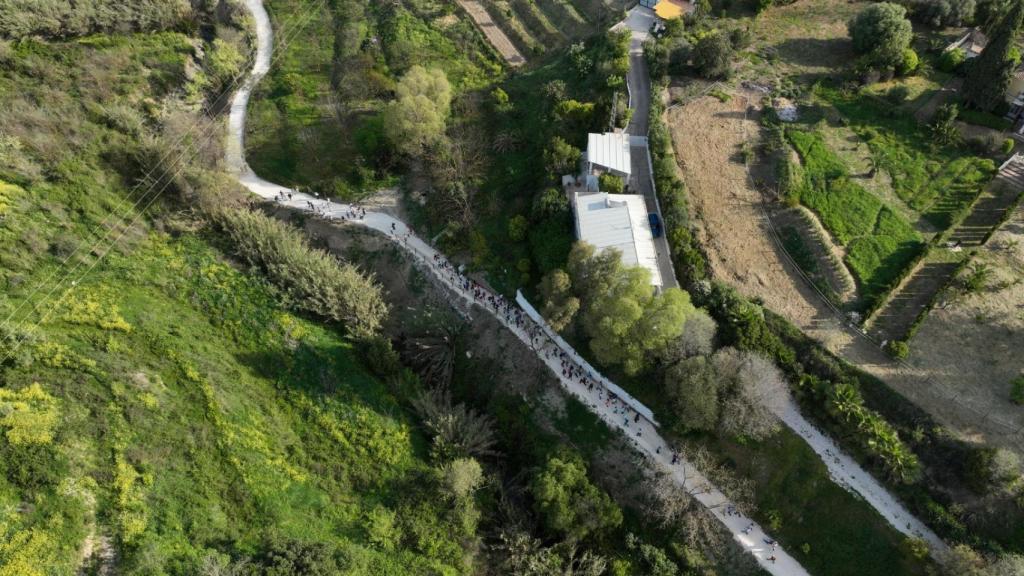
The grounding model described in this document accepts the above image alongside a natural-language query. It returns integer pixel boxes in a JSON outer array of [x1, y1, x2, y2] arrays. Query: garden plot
[[785, 129, 925, 311], [483, 0, 543, 55], [817, 118, 936, 235], [821, 87, 996, 231], [459, 0, 527, 65]]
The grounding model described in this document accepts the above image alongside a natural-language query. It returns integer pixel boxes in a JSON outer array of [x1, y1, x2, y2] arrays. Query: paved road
[[614, 8, 678, 289], [228, 0, 945, 570]]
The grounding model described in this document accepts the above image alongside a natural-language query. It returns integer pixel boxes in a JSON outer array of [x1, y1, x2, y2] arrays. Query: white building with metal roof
[[586, 132, 632, 184], [572, 191, 663, 289]]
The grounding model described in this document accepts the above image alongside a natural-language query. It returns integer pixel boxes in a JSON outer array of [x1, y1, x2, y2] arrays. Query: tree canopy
[[567, 243, 697, 375], [848, 3, 914, 70], [384, 66, 452, 156], [692, 30, 734, 79], [963, 0, 1024, 111], [531, 453, 623, 541]]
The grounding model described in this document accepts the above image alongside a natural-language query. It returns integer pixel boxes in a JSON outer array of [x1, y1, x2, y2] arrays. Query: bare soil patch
[[458, 0, 526, 66], [667, 90, 829, 327]]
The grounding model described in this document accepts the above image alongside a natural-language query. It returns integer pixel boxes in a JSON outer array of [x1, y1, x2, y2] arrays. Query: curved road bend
[[226, 0, 940, 572]]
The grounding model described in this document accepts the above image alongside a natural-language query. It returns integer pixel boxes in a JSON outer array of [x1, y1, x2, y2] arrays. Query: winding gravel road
[[225, 1, 943, 572]]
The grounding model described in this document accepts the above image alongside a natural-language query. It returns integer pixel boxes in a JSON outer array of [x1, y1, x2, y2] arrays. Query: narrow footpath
[[226, 1, 944, 573]]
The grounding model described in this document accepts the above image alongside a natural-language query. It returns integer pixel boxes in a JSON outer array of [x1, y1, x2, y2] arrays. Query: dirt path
[[457, 0, 526, 66]]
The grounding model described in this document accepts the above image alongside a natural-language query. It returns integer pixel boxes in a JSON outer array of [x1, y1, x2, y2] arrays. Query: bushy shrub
[[886, 339, 910, 360], [898, 48, 919, 76], [212, 208, 388, 337], [938, 48, 966, 73], [1011, 375, 1024, 405], [531, 452, 622, 540], [598, 172, 624, 193]]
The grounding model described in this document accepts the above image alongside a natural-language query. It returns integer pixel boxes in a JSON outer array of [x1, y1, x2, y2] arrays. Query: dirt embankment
[[666, 89, 1024, 454], [667, 91, 832, 327]]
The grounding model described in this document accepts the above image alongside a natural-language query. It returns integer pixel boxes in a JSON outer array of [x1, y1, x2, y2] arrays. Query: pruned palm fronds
[[401, 318, 465, 387]]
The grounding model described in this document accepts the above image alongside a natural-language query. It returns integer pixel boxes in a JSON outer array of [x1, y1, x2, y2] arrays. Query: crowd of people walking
[[260, 186, 800, 575]]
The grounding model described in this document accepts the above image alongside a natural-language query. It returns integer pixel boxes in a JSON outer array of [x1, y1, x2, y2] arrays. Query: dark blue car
[[648, 213, 663, 238]]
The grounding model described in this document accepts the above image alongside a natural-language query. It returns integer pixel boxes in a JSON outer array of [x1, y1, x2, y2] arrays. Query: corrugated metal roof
[[587, 133, 632, 176], [573, 192, 663, 288]]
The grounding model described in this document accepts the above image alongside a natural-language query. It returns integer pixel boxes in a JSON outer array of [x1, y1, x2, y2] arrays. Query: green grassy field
[[819, 87, 996, 229], [785, 129, 925, 306]]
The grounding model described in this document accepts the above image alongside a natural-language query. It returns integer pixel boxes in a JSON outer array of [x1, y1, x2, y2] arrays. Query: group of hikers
[[284, 188, 781, 570]]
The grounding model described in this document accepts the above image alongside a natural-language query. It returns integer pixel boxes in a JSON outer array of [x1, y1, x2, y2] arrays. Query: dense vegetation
[[819, 87, 996, 230], [0, 0, 206, 39], [782, 128, 925, 309], [0, 17, 494, 576], [244, 0, 501, 197]]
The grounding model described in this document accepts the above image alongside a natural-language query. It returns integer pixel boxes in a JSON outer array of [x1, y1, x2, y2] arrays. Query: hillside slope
[[0, 27, 470, 576]]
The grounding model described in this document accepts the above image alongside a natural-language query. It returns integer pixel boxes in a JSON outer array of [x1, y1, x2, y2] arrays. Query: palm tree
[[411, 387, 497, 461], [402, 319, 465, 387]]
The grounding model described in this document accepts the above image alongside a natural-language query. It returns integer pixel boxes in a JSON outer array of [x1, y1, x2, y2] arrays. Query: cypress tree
[[963, 0, 1024, 112]]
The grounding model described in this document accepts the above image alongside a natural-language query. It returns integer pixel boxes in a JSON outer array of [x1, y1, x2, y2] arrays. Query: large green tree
[[531, 454, 622, 541], [568, 243, 696, 375], [384, 66, 452, 156], [848, 2, 914, 69], [692, 30, 734, 79], [963, 0, 1024, 111]]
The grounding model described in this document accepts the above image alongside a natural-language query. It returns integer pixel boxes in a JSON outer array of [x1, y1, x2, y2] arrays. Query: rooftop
[[573, 192, 663, 288], [587, 132, 632, 176]]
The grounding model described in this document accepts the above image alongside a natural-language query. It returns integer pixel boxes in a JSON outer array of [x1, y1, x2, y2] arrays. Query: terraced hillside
[[476, 0, 631, 57]]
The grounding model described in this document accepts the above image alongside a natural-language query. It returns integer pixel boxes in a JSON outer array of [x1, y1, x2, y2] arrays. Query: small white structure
[[944, 28, 987, 60], [586, 132, 632, 186], [572, 192, 662, 289]]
